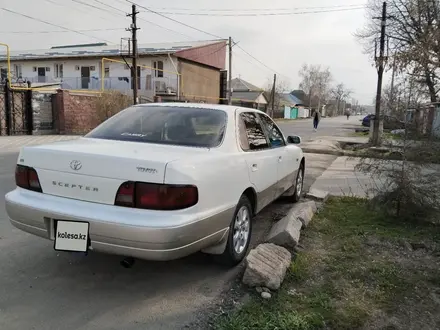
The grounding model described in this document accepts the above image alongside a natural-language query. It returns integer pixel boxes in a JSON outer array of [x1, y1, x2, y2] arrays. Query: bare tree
[[356, 0, 440, 102], [93, 90, 133, 124], [332, 83, 352, 115], [264, 78, 291, 114], [298, 63, 316, 107], [315, 68, 332, 114], [382, 72, 428, 121], [298, 63, 332, 111], [355, 114, 440, 220]]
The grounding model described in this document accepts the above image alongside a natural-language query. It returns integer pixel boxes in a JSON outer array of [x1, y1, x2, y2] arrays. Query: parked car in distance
[[5, 103, 305, 266], [361, 114, 375, 127], [361, 114, 405, 130]]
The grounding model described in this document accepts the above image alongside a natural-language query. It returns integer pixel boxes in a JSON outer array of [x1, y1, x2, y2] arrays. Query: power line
[[91, 0, 195, 39], [0, 8, 116, 44], [126, 1, 288, 81], [144, 6, 366, 17], [0, 28, 125, 34], [128, 0, 286, 80], [71, 0, 125, 17], [126, 1, 224, 39], [141, 3, 367, 12], [43, 0, 112, 22], [92, 0, 129, 14], [233, 50, 286, 80], [233, 46, 287, 79]]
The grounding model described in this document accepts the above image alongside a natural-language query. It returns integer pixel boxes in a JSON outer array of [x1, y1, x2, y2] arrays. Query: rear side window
[[85, 106, 227, 148], [239, 112, 269, 151], [258, 114, 286, 147]]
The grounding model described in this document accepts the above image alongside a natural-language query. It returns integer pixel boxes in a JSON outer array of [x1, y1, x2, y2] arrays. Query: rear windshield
[[85, 105, 227, 148]]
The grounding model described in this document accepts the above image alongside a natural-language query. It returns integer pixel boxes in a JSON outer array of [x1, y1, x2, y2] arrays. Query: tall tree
[[298, 63, 332, 111], [332, 83, 352, 115], [356, 0, 440, 102]]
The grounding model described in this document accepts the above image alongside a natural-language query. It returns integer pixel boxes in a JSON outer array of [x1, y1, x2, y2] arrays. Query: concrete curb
[[242, 194, 330, 293], [306, 189, 330, 202], [301, 147, 345, 156]]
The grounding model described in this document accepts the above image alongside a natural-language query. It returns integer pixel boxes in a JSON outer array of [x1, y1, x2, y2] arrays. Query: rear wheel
[[291, 163, 304, 203], [217, 195, 253, 266]]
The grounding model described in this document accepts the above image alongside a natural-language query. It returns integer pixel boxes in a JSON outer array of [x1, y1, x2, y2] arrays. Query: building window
[[104, 67, 110, 78], [90, 66, 96, 71], [153, 61, 164, 78], [0, 68, 7, 82], [13, 64, 22, 78], [54, 64, 63, 78], [45, 67, 50, 72], [146, 74, 152, 90]]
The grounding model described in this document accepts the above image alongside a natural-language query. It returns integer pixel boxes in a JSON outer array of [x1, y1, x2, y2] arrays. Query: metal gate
[[0, 81, 33, 136]]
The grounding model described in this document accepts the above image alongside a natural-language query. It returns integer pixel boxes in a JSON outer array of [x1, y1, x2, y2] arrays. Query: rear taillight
[[15, 165, 42, 192], [115, 181, 198, 210], [115, 182, 135, 207]]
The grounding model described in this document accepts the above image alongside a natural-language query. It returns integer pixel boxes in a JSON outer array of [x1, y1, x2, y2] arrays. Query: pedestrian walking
[[313, 110, 321, 131]]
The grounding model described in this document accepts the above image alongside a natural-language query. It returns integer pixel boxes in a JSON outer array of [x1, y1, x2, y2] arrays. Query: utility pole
[[127, 4, 140, 104], [372, 1, 387, 146], [228, 37, 233, 105], [270, 74, 277, 117]]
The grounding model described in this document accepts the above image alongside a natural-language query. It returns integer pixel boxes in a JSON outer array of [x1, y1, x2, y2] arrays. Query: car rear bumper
[[5, 188, 233, 261]]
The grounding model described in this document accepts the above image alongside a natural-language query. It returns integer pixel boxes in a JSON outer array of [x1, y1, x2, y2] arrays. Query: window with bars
[[153, 61, 164, 78], [54, 64, 63, 78], [13, 64, 22, 78]]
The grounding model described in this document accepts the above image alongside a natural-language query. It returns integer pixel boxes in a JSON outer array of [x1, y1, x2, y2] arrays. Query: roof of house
[[290, 90, 307, 102], [0, 39, 226, 61], [280, 93, 304, 105], [229, 77, 263, 92], [289, 94, 304, 105], [232, 91, 267, 102]]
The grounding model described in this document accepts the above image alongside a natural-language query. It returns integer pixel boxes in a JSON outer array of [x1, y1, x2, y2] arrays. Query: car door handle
[[251, 164, 258, 172], [278, 156, 283, 162]]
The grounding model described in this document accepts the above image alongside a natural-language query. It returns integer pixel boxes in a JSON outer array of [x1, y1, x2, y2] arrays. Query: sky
[[0, 0, 388, 105]]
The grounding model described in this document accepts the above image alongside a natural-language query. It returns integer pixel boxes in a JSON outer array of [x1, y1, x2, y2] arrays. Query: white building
[[0, 40, 227, 101]]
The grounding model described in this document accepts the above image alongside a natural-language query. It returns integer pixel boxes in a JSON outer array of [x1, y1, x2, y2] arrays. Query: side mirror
[[287, 135, 301, 144]]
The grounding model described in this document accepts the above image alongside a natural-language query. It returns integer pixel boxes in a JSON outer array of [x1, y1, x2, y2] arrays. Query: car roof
[[133, 102, 267, 115]]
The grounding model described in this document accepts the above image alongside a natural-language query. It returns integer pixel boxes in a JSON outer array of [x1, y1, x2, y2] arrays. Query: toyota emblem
[[70, 160, 82, 171]]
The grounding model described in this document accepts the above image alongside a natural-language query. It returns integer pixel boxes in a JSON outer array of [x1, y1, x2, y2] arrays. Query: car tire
[[217, 195, 253, 267], [291, 163, 304, 203]]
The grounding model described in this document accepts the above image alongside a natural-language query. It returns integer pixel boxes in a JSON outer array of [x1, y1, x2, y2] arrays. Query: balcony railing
[[18, 75, 178, 92]]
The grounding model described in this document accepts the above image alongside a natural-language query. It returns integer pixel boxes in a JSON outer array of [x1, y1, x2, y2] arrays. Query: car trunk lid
[[18, 137, 208, 205]]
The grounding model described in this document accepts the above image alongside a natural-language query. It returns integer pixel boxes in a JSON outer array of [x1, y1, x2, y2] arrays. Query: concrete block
[[306, 189, 330, 202], [266, 214, 302, 248], [242, 243, 291, 290], [292, 201, 316, 227]]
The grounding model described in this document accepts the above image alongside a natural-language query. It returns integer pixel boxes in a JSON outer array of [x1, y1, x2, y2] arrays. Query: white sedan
[[5, 103, 305, 266]]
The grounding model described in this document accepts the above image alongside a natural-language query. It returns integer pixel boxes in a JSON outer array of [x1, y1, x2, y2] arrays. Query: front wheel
[[217, 195, 253, 266], [291, 163, 304, 203]]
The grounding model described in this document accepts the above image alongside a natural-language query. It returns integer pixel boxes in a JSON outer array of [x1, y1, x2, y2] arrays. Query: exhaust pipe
[[120, 257, 135, 268]]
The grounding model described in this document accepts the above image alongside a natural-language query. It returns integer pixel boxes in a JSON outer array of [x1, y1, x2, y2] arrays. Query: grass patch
[[214, 197, 440, 330], [383, 132, 403, 140]]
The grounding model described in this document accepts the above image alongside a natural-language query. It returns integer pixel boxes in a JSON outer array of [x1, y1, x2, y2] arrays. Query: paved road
[[277, 115, 363, 142], [0, 116, 357, 330]]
